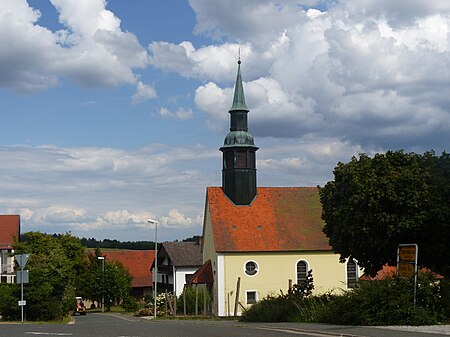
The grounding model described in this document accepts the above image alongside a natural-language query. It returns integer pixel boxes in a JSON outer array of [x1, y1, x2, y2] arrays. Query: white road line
[[25, 333, 72, 336], [257, 327, 362, 337]]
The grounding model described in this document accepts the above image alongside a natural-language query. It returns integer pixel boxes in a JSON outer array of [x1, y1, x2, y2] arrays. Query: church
[[199, 60, 359, 316]]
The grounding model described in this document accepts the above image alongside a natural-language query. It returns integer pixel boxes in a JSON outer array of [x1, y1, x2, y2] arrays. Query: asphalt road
[[0, 313, 448, 337]]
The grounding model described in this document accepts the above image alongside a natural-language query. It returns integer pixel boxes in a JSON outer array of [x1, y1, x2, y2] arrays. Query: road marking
[[257, 327, 364, 337], [25, 333, 72, 336], [100, 313, 142, 322]]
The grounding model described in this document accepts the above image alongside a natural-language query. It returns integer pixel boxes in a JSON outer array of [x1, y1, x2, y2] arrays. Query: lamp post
[[97, 256, 105, 313], [148, 219, 158, 319]]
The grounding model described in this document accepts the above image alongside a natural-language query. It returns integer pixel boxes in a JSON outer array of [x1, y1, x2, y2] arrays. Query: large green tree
[[319, 150, 450, 277], [10, 232, 87, 321]]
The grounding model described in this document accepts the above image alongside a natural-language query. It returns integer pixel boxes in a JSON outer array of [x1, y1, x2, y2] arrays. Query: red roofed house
[[101, 250, 155, 299], [0, 215, 20, 284], [201, 61, 359, 316]]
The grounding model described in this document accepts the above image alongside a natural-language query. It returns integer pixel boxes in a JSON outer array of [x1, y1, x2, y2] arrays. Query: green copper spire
[[230, 60, 249, 112]]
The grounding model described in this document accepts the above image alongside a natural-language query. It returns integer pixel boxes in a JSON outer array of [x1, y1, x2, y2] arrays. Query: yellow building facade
[[202, 187, 358, 316]]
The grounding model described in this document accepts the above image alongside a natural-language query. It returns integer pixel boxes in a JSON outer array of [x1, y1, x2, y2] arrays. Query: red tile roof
[[0, 215, 20, 249], [206, 187, 331, 252], [187, 260, 214, 285], [101, 250, 155, 288]]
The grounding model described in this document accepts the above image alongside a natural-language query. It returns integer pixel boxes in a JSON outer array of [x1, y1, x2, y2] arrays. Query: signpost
[[15, 254, 30, 323], [397, 244, 418, 305]]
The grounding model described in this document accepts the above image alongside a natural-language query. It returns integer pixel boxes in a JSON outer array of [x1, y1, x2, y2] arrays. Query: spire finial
[[238, 47, 241, 64], [230, 53, 248, 111]]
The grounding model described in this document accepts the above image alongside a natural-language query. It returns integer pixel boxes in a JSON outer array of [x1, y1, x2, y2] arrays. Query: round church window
[[245, 261, 258, 276]]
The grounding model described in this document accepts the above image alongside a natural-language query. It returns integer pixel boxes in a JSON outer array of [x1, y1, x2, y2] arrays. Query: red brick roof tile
[[101, 250, 155, 288], [207, 187, 331, 252], [0, 215, 20, 249]]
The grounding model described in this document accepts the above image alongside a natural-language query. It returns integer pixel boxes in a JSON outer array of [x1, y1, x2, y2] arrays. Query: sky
[[1, 0, 449, 242]]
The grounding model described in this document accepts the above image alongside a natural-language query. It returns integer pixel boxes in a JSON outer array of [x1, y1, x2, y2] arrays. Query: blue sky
[[1, 0, 449, 242]]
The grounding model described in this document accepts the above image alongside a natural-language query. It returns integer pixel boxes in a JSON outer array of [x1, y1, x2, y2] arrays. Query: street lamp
[[148, 219, 158, 319], [97, 256, 105, 313]]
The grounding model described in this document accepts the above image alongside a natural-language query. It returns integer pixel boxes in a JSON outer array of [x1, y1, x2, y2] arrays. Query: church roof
[[206, 187, 331, 252], [0, 215, 20, 249]]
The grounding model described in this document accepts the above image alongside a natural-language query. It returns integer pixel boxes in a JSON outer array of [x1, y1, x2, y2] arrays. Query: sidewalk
[[378, 325, 450, 335]]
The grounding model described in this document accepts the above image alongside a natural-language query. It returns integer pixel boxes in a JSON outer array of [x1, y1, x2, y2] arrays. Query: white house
[[151, 241, 202, 296]]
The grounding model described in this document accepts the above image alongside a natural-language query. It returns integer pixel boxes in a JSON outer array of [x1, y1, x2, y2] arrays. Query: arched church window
[[297, 260, 308, 284]]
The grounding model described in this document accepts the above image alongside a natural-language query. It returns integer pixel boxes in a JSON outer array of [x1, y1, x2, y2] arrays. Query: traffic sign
[[16, 270, 29, 284], [399, 246, 416, 262], [15, 254, 30, 268], [397, 244, 419, 306], [397, 261, 415, 278], [18, 300, 26, 306], [397, 244, 418, 279]]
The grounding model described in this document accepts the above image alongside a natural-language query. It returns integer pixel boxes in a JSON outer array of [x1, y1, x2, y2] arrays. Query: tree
[[319, 150, 450, 277], [84, 249, 132, 310], [9, 232, 87, 321]]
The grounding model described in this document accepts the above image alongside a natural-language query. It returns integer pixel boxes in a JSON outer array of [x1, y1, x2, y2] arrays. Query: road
[[0, 313, 448, 337]]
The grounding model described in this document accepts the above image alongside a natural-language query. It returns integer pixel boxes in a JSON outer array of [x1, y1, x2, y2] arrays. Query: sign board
[[397, 262, 415, 278], [397, 244, 418, 279], [16, 270, 29, 284], [15, 254, 30, 269], [399, 246, 417, 262], [18, 300, 26, 306]]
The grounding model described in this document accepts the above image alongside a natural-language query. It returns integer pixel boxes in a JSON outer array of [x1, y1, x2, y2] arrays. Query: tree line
[[19, 234, 202, 250]]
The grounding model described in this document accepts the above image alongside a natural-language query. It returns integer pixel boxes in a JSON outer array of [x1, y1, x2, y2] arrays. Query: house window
[[296, 260, 308, 284], [347, 259, 358, 288], [246, 291, 257, 304], [244, 261, 258, 276]]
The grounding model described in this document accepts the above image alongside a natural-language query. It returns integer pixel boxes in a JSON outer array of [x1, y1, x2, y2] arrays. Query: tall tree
[[84, 249, 132, 310], [11, 232, 87, 321], [319, 150, 450, 277]]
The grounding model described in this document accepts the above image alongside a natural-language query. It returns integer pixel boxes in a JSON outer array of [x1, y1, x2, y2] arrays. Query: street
[[0, 313, 448, 337]]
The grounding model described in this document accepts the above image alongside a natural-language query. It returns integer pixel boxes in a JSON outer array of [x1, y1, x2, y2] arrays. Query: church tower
[[220, 60, 258, 205]]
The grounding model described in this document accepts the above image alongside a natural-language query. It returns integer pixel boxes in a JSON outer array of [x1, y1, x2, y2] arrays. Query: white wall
[[173, 267, 199, 296]]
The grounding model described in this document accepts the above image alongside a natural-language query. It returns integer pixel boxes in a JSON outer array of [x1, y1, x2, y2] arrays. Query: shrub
[[241, 295, 297, 322], [121, 296, 138, 312], [241, 274, 448, 325], [0, 284, 20, 321], [319, 275, 447, 325], [177, 286, 210, 315]]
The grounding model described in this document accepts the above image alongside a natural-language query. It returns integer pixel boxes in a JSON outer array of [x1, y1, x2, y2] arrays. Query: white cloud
[[0, 144, 217, 240], [163, 1, 450, 151], [0, 0, 149, 94], [159, 107, 193, 120], [132, 81, 157, 104], [160, 209, 196, 228]]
